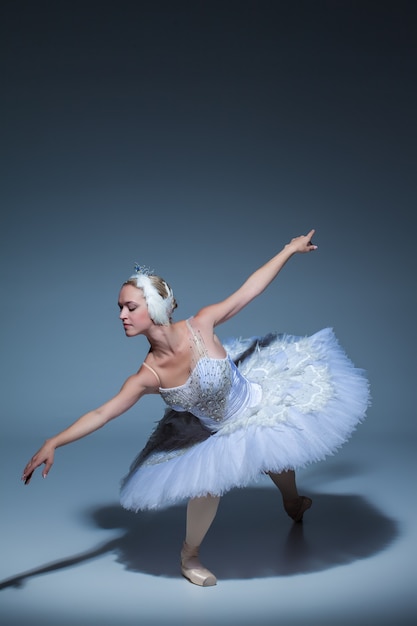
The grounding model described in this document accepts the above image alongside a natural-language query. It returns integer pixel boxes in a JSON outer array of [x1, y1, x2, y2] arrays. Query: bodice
[[160, 355, 261, 430], [159, 320, 262, 431]]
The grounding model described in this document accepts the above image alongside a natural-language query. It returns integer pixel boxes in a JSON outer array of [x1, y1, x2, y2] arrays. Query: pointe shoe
[[180, 542, 217, 586], [284, 496, 312, 523]]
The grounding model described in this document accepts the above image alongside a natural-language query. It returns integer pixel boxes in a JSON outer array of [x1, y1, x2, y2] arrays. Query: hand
[[286, 229, 318, 254], [22, 441, 55, 485]]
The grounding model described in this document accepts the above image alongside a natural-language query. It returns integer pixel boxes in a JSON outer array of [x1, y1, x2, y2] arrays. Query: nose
[[119, 307, 127, 320]]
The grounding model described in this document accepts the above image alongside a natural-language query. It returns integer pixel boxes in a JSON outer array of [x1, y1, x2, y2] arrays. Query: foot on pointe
[[284, 496, 313, 523], [180, 542, 217, 586]]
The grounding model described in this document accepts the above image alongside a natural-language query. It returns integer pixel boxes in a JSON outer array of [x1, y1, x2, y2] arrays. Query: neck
[[144, 320, 185, 356]]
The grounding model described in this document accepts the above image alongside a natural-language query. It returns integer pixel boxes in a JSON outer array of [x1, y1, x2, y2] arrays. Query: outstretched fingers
[[22, 460, 37, 485], [306, 228, 315, 242], [306, 229, 317, 251], [22, 468, 34, 485], [22, 448, 54, 485], [288, 229, 318, 253]]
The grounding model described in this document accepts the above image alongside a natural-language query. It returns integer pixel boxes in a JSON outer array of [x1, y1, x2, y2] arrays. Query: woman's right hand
[[22, 440, 56, 485]]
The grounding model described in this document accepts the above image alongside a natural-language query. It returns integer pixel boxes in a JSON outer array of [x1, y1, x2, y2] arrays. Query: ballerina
[[22, 229, 370, 586]]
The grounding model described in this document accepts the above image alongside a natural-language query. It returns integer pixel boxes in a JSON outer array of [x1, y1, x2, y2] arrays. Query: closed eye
[[118, 301, 139, 312]]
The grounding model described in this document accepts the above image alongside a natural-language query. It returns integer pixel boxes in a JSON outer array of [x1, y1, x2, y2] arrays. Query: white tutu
[[120, 328, 370, 511]]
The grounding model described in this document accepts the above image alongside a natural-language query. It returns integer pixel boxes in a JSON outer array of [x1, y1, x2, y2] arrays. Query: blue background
[[1, 1, 416, 625]]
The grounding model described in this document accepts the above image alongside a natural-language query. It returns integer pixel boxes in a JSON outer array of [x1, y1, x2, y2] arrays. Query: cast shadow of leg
[[0, 488, 398, 589]]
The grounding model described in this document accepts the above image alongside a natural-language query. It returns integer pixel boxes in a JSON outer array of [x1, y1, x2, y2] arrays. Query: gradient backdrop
[[1, 2, 416, 625]]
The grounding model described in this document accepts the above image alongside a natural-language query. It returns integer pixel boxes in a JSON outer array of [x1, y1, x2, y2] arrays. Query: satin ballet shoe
[[283, 496, 313, 523], [180, 542, 217, 587]]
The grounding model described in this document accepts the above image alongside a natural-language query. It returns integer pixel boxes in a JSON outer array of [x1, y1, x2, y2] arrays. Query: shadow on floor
[[0, 487, 398, 588]]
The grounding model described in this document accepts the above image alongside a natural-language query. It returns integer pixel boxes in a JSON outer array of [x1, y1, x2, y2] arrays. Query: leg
[[268, 469, 312, 523], [181, 495, 220, 586]]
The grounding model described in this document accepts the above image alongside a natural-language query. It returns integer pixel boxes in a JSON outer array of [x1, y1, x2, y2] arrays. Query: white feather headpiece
[[129, 264, 174, 326]]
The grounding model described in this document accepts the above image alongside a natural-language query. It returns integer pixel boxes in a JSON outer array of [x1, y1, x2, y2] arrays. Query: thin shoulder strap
[[186, 317, 208, 359], [142, 361, 161, 386]]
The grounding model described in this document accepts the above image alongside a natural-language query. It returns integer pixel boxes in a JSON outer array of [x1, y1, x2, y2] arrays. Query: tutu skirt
[[120, 328, 370, 511]]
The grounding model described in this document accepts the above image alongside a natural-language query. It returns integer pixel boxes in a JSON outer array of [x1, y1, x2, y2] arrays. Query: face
[[118, 284, 152, 336]]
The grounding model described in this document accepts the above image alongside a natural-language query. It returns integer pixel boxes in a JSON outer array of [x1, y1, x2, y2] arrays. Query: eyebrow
[[118, 300, 139, 307]]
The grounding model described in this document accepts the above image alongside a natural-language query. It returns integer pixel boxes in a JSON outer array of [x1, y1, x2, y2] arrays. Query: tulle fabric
[[120, 328, 370, 511]]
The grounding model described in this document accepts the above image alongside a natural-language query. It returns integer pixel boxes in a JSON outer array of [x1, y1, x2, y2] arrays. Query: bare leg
[[268, 469, 299, 500], [181, 495, 220, 586], [268, 470, 312, 522], [185, 495, 220, 547]]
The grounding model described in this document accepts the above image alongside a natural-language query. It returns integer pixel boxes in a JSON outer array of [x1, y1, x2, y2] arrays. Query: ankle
[[181, 542, 199, 565], [283, 495, 312, 522], [180, 541, 217, 586], [283, 496, 301, 505]]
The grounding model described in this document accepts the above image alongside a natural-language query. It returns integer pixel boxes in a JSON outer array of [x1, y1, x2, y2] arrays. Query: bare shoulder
[[98, 368, 158, 420], [135, 364, 161, 393], [118, 367, 160, 398], [190, 310, 227, 357], [190, 308, 216, 333]]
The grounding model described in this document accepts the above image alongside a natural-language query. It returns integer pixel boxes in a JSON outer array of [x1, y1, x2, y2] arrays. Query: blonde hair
[[125, 273, 177, 324]]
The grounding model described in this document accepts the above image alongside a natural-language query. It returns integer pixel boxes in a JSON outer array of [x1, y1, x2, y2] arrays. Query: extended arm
[[197, 229, 317, 326], [22, 369, 154, 484]]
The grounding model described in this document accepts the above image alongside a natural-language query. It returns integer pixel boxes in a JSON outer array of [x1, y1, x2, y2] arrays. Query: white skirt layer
[[120, 328, 370, 511]]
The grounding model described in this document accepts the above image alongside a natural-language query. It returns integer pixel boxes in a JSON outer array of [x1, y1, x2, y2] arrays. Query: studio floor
[[1, 427, 416, 626]]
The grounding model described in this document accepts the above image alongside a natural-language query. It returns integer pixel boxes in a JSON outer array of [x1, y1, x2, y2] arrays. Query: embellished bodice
[[159, 319, 262, 431]]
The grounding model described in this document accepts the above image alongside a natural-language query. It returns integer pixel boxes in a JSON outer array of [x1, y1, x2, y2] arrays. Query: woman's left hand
[[286, 229, 318, 253]]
